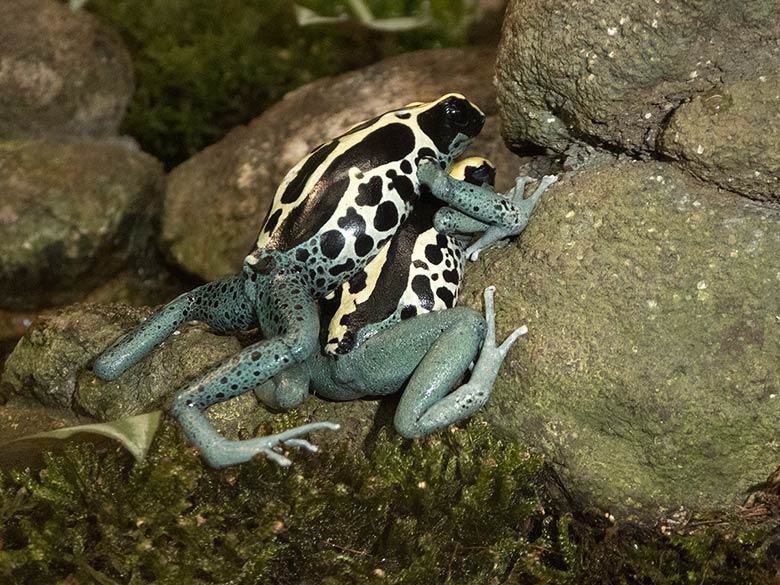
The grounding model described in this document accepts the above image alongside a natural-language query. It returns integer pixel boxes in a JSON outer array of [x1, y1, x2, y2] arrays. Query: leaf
[[0, 411, 163, 470]]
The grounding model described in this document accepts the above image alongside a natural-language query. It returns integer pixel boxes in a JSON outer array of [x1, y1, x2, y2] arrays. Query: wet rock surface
[[0, 138, 165, 310], [163, 47, 524, 280], [459, 157, 780, 520], [0, 0, 133, 138]]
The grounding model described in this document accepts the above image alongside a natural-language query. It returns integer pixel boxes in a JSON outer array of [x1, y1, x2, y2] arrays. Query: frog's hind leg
[[171, 276, 338, 468], [394, 286, 526, 438], [314, 303, 494, 435], [254, 365, 311, 411], [94, 274, 257, 381]]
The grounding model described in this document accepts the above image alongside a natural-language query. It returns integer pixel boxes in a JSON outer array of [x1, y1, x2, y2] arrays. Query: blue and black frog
[[257, 157, 557, 445], [93, 94, 550, 468]]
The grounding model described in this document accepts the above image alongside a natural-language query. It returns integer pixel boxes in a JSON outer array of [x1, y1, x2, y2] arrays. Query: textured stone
[[0, 138, 164, 310], [1, 303, 379, 448], [495, 0, 780, 156], [163, 47, 522, 280], [0, 0, 133, 138], [660, 73, 780, 203], [459, 157, 780, 521]]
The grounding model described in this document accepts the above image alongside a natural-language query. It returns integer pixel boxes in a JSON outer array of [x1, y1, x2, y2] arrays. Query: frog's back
[[254, 112, 429, 255], [320, 156, 496, 355], [244, 94, 485, 297], [320, 197, 466, 355]]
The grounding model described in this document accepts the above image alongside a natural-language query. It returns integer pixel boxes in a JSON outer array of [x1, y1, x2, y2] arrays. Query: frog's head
[[411, 94, 485, 161], [449, 156, 496, 188]]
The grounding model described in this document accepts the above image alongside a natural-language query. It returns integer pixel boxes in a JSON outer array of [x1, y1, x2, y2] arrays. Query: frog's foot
[[465, 175, 558, 261], [476, 285, 528, 367], [511, 174, 558, 214], [202, 422, 341, 469]]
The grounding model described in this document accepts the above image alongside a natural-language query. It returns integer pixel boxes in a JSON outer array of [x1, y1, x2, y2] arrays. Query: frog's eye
[[444, 99, 471, 127]]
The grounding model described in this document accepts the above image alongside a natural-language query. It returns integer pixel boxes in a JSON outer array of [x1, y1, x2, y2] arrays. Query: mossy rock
[[1, 303, 379, 450], [459, 157, 780, 521], [496, 0, 780, 158], [660, 72, 780, 203], [0, 0, 133, 138], [0, 138, 164, 310]]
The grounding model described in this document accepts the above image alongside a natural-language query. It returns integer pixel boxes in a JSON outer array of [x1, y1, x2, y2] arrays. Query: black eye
[[468, 164, 496, 187], [445, 100, 470, 127]]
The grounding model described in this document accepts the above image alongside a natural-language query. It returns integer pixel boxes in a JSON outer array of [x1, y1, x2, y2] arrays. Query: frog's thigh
[[255, 365, 310, 411], [94, 274, 256, 381], [330, 307, 485, 400]]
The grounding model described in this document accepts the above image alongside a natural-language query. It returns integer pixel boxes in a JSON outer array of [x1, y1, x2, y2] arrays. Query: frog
[[256, 158, 557, 444], [93, 94, 544, 468]]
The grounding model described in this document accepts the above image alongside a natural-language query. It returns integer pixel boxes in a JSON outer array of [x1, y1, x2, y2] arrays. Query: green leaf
[[0, 411, 163, 470]]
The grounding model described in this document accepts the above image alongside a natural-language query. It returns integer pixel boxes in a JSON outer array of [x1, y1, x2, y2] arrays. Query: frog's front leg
[[419, 160, 557, 259], [170, 275, 338, 468], [94, 273, 257, 380], [464, 175, 558, 260]]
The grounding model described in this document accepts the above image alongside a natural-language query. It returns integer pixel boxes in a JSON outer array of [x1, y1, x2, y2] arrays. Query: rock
[[0, 0, 134, 138], [0, 138, 165, 310], [0, 396, 86, 445], [163, 47, 523, 281], [1, 303, 379, 448], [495, 0, 780, 156], [459, 157, 780, 521], [0, 309, 35, 372], [659, 74, 780, 203]]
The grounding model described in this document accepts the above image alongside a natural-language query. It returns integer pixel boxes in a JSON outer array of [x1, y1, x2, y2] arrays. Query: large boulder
[[459, 156, 780, 521], [163, 47, 522, 281], [0, 0, 134, 138], [0, 138, 164, 310], [495, 0, 780, 194]]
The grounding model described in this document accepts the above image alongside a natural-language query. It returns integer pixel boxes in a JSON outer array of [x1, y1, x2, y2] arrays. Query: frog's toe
[[282, 438, 319, 452], [498, 324, 528, 356], [201, 422, 340, 468]]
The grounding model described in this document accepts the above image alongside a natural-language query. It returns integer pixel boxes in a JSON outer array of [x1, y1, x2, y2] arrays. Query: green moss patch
[[0, 418, 571, 584], [87, 0, 473, 167]]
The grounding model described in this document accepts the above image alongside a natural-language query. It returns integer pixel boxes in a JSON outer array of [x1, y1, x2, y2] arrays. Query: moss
[[572, 511, 780, 584], [0, 418, 573, 584], [4, 414, 779, 583], [85, 0, 473, 168]]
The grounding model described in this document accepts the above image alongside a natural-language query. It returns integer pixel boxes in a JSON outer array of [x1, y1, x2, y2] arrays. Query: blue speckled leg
[[432, 206, 489, 236], [308, 306, 485, 403], [395, 286, 526, 437], [94, 274, 257, 380], [170, 276, 339, 468], [308, 287, 524, 437], [419, 162, 557, 259], [464, 175, 558, 260]]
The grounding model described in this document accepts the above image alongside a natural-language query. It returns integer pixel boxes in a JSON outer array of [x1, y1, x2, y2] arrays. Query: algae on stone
[[0, 139, 164, 310], [459, 157, 780, 519]]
